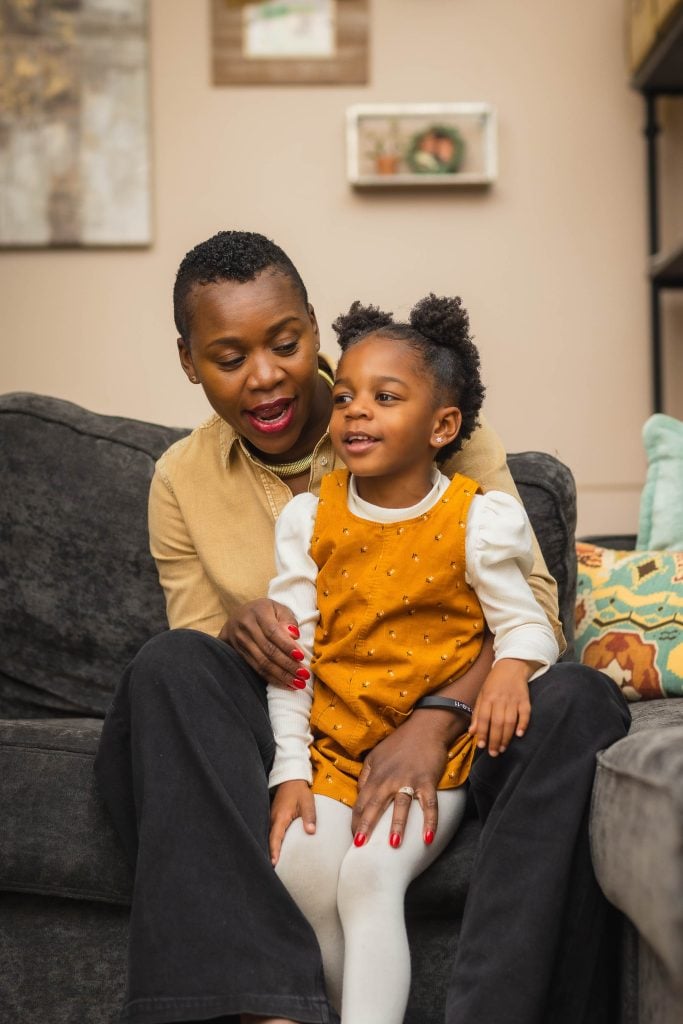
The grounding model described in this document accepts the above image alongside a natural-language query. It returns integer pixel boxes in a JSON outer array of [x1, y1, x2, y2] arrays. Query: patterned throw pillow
[[575, 542, 683, 700]]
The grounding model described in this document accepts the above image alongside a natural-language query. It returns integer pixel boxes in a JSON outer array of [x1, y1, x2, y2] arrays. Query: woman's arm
[[148, 467, 227, 635]]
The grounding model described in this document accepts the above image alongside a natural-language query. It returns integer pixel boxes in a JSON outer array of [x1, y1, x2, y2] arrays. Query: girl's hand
[[269, 779, 316, 866], [468, 658, 533, 757], [219, 598, 305, 689]]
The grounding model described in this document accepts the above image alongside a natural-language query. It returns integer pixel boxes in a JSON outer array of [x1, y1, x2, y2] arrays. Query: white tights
[[275, 790, 466, 1024]]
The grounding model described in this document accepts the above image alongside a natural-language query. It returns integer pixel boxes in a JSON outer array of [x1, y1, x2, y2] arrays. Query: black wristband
[[413, 696, 473, 717]]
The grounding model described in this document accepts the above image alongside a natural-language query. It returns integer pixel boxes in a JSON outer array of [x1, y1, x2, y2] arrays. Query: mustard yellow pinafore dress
[[308, 469, 484, 806]]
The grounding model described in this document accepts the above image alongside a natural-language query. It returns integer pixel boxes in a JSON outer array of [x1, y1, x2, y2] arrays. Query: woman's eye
[[217, 356, 244, 370], [274, 339, 298, 355]]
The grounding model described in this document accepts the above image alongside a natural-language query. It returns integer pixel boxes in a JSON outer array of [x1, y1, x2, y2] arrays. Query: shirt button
[[320, 456, 329, 466]]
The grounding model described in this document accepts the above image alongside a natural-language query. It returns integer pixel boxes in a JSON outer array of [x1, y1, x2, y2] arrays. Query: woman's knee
[[127, 629, 256, 713], [530, 662, 631, 734]]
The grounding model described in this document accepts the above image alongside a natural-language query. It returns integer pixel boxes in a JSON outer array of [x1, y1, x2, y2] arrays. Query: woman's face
[[178, 270, 328, 459]]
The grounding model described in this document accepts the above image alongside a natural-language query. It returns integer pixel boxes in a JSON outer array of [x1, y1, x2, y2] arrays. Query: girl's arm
[[266, 493, 320, 789], [465, 490, 559, 673], [464, 491, 560, 753], [444, 414, 565, 653]]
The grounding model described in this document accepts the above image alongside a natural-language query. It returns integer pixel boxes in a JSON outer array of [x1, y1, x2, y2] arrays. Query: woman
[[95, 230, 629, 1024]]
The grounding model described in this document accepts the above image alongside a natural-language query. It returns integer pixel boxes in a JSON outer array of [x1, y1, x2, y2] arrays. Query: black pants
[[95, 629, 630, 1024]]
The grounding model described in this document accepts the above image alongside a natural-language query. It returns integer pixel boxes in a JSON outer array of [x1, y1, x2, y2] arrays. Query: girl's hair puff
[[331, 294, 485, 461]]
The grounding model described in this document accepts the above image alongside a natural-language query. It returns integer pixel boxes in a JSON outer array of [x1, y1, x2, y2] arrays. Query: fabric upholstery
[[0, 717, 131, 903], [591, 713, 683, 991], [0, 893, 128, 1024], [0, 393, 188, 718], [637, 413, 683, 551], [507, 451, 577, 655]]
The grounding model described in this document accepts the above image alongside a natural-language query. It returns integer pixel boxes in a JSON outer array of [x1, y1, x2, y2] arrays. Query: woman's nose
[[246, 354, 284, 390]]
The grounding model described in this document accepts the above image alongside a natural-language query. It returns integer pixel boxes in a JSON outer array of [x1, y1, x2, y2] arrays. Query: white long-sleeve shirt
[[267, 470, 559, 788]]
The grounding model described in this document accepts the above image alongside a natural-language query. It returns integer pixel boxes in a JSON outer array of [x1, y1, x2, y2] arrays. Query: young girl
[[266, 294, 559, 1024]]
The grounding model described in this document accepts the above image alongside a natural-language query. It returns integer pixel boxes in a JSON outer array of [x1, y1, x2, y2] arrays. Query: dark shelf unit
[[632, 4, 683, 412]]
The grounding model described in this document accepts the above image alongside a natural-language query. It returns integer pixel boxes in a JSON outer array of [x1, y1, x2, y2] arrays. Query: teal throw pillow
[[637, 413, 683, 551]]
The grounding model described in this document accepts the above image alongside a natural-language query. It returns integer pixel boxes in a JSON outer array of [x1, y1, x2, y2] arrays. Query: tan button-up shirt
[[149, 411, 564, 650]]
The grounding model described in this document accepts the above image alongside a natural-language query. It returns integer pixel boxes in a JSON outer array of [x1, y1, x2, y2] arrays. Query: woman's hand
[[351, 711, 458, 849], [269, 779, 316, 866], [352, 634, 494, 848], [219, 598, 306, 689], [468, 658, 533, 756]]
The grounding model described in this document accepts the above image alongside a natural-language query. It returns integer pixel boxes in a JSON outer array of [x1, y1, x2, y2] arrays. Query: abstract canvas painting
[[0, 0, 151, 247]]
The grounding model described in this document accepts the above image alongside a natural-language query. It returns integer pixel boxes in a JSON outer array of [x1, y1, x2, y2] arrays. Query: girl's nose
[[345, 399, 369, 419]]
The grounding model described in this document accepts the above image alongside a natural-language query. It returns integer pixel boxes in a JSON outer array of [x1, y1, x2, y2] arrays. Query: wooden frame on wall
[[211, 0, 369, 86]]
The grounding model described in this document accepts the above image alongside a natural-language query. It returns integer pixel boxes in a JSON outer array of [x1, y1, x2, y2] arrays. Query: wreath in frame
[[406, 123, 465, 174]]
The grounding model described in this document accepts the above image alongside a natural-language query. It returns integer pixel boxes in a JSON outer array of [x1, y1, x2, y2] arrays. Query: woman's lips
[[245, 398, 296, 435]]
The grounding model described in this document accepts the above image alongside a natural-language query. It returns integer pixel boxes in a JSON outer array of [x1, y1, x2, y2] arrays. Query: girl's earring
[[435, 436, 443, 444]]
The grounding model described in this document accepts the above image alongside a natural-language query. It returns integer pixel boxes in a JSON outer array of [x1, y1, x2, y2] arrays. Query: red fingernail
[[287, 625, 300, 638], [424, 829, 435, 845], [390, 832, 401, 848], [291, 679, 306, 690], [295, 667, 310, 680], [354, 833, 366, 847], [290, 649, 305, 662]]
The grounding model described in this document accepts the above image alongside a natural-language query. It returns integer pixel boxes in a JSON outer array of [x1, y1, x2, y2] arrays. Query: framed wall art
[[211, 0, 368, 86], [346, 103, 498, 188], [0, 0, 151, 247]]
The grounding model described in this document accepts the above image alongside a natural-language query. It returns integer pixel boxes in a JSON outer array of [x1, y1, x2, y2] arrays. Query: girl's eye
[[333, 393, 352, 405], [377, 392, 397, 403]]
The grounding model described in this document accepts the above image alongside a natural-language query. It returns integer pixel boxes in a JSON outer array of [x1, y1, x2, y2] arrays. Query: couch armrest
[[591, 723, 683, 991]]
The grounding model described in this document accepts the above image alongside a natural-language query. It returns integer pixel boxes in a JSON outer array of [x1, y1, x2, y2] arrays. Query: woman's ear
[[177, 338, 200, 384], [431, 407, 462, 451], [308, 303, 321, 350]]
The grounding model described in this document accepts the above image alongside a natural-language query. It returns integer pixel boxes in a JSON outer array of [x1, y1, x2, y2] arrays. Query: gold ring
[[397, 786, 416, 798]]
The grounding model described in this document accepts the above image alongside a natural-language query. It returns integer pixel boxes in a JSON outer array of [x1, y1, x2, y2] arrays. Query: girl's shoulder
[[277, 490, 319, 527]]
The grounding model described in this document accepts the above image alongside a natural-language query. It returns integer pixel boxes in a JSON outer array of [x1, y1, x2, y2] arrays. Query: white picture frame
[[346, 102, 497, 188]]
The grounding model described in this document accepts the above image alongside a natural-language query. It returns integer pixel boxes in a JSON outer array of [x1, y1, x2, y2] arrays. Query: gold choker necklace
[[249, 449, 314, 479]]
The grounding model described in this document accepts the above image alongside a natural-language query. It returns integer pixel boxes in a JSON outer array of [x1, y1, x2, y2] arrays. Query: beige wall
[[2, 0, 671, 536]]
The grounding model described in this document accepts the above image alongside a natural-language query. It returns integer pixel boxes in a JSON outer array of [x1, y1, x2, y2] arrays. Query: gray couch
[[0, 391, 681, 1023]]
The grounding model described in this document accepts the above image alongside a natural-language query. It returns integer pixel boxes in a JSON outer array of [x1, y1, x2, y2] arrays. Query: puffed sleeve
[[466, 492, 559, 677], [447, 415, 565, 653], [266, 492, 319, 788]]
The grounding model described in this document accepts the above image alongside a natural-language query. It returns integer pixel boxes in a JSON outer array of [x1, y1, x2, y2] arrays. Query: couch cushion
[[0, 711, 482, 911], [0, 393, 189, 717], [591, 718, 683, 988], [0, 717, 133, 903], [508, 451, 577, 654]]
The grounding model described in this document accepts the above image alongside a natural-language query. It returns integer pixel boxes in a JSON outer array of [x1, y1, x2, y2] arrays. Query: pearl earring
[[191, 376, 198, 383]]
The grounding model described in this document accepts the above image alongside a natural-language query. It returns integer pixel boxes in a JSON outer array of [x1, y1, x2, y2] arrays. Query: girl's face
[[330, 333, 461, 507], [177, 271, 331, 461]]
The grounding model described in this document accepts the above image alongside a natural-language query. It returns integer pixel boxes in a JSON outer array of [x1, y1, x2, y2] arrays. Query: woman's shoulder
[[155, 412, 224, 484]]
